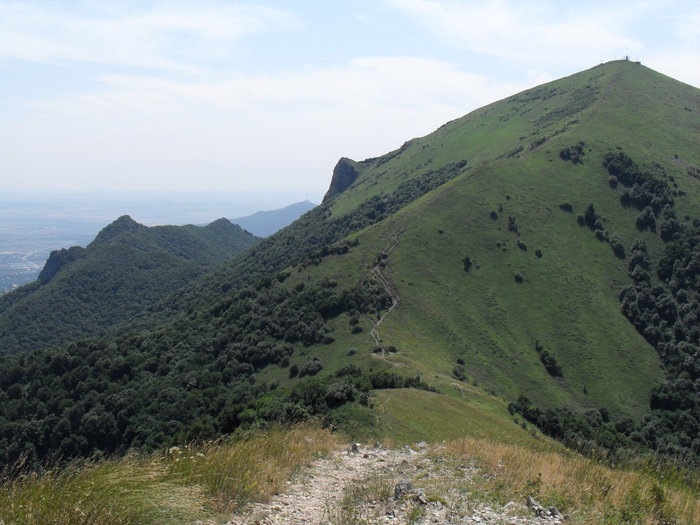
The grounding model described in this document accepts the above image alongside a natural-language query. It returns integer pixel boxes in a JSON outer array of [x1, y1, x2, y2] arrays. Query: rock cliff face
[[38, 246, 86, 284], [323, 157, 359, 202]]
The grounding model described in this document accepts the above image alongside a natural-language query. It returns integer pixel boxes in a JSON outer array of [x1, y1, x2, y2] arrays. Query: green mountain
[[0, 60, 698, 468], [0, 216, 259, 354], [231, 200, 316, 237]]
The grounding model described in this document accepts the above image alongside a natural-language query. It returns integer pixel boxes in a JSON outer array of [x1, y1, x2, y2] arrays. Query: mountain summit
[[0, 61, 698, 470]]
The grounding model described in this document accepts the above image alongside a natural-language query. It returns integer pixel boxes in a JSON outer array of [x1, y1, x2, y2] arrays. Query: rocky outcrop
[[323, 157, 359, 202], [38, 246, 86, 284]]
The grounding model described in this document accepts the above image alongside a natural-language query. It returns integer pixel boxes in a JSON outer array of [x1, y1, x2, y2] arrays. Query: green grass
[[0, 424, 338, 525], [2, 61, 698, 522], [276, 60, 700, 421], [370, 388, 544, 447]]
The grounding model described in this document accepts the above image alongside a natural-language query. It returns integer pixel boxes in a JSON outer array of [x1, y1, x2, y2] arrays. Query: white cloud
[[0, 1, 301, 70], [3, 0, 696, 198], [390, 0, 653, 66], [2, 56, 527, 194]]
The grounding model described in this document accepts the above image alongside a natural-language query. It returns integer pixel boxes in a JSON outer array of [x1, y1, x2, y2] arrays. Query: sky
[[1, 0, 699, 206]]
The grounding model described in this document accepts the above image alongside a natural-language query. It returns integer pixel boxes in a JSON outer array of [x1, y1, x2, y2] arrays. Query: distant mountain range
[[231, 200, 316, 237]]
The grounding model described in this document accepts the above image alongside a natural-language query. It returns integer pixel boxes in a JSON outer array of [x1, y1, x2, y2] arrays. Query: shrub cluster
[[0, 276, 391, 469], [559, 142, 586, 164], [534, 340, 563, 377]]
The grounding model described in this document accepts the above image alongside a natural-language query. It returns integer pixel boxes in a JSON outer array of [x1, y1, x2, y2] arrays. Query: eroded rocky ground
[[221, 442, 568, 525]]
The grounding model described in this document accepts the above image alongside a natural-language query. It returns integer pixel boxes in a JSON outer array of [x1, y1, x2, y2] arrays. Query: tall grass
[[438, 437, 699, 524], [0, 423, 338, 525]]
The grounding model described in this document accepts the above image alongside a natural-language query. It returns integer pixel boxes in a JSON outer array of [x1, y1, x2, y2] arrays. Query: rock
[[374, 441, 382, 449], [395, 479, 414, 499], [415, 440, 429, 449], [548, 505, 563, 518], [526, 495, 550, 518], [414, 490, 428, 505], [350, 442, 361, 453], [323, 157, 359, 201]]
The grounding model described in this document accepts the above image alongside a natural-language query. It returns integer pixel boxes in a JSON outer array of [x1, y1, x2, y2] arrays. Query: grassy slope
[[270, 61, 700, 422], [2, 62, 699, 523]]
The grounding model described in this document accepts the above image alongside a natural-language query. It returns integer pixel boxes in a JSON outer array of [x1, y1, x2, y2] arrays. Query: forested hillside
[[0, 216, 259, 354], [0, 60, 698, 471]]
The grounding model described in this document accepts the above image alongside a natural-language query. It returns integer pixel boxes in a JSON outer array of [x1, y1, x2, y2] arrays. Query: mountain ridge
[[0, 60, 698, 471], [0, 216, 259, 354], [231, 200, 316, 237]]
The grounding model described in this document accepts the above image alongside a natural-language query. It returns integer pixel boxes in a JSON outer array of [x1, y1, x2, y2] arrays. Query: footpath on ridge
[[369, 226, 403, 354], [219, 442, 568, 525]]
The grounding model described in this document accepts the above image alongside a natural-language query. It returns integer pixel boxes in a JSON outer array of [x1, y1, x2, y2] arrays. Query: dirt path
[[369, 227, 403, 352], [222, 443, 567, 525]]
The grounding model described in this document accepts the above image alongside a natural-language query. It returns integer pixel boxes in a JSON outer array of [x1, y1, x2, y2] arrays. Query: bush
[[584, 203, 603, 231], [453, 365, 466, 381], [289, 364, 299, 378], [462, 257, 473, 272], [351, 325, 363, 334], [609, 234, 626, 259], [635, 207, 656, 232], [540, 350, 563, 377], [559, 203, 573, 212], [514, 273, 524, 283], [299, 357, 323, 377], [335, 364, 361, 377], [559, 142, 585, 164], [325, 381, 355, 407]]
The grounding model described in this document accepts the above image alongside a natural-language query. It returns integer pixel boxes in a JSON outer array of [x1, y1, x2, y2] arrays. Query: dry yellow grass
[[1, 424, 696, 524], [439, 437, 698, 524], [0, 423, 339, 525], [165, 423, 340, 516]]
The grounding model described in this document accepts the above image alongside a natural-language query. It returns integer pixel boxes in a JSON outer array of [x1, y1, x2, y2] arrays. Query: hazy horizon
[[0, 191, 317, 292], [2, 0, 698, 198]]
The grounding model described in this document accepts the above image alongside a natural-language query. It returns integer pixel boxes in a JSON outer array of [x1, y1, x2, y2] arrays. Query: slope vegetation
[[0, 60, 698, 469], [0, 216, 259, 354]]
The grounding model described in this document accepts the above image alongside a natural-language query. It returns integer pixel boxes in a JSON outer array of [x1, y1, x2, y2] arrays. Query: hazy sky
[[1, 0, 698, 204]]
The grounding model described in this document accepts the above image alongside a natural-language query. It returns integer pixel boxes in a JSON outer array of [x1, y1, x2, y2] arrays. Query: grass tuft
[[0, 423, 338, 525], [437, 437, 698, 524]]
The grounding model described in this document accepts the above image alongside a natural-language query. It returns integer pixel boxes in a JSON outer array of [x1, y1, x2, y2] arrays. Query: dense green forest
[[0, 273, 396, 467], [0, 216, 259, 355]]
